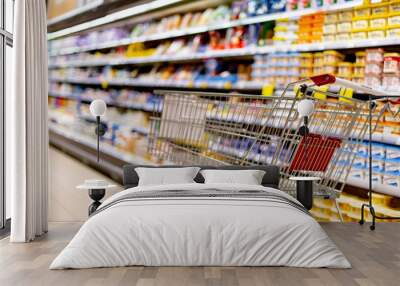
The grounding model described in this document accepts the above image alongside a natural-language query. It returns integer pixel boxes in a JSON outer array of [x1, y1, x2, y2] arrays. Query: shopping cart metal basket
[[148, 75, 380, 200]]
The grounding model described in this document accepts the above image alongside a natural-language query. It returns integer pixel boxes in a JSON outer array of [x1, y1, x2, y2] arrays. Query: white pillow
[[200, 169, 266, 185], [135, 167, 200, 186]]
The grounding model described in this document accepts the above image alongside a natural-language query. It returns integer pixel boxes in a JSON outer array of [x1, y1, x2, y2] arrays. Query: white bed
[[50, 183, 351, 269]]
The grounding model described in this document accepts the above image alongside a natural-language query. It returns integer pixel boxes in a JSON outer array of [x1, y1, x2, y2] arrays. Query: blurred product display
[[48, 0, 400, 221]]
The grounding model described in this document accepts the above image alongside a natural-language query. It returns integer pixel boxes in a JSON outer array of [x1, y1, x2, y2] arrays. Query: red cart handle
[[309, 74, 336, 86]]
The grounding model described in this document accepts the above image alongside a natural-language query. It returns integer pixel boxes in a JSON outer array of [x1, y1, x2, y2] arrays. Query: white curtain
[[8, 0, 49, 242]]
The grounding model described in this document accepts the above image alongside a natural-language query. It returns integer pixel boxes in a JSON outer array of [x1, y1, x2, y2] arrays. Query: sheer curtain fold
[[9, 0, 48, 242]]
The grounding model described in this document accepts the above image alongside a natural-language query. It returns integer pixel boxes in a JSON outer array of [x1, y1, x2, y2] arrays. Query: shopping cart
[[148, 75, 380, 204]]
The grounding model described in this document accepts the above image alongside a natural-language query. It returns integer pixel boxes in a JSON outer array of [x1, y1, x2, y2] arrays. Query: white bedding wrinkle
[[50, 183, 351, 269]]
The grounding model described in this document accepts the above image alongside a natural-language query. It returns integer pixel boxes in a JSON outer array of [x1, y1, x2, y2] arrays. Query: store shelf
[[49, 91, 399, 145], [347, 176, 400, 198], [49, 91, 156, 112], [347, 151, 400, 164], [47, 0, 185, 40], [49, 77, 264, 91], [49, 124, 152, 165], [48, 47, 257, 68], [49, 1, 363, 56], [48, 80, 398, 110], [313, 193, 400, 220], [48, 38, 400, 68], [371, 133, 400, 147], [47, 0, 104, 26], [78, 114, 150, 135]]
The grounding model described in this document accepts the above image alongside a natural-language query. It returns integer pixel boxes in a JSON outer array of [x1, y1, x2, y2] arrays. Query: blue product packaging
[[247, 0, 269, 17], [247, 24, 260, 46], [269, 0, 286, 12]]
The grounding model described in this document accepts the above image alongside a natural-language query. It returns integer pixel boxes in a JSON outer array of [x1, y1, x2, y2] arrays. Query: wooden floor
[[0, 222, 399, 286]]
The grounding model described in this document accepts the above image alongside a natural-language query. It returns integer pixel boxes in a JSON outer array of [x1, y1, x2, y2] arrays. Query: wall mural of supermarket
[[48, 0, 400, 222]]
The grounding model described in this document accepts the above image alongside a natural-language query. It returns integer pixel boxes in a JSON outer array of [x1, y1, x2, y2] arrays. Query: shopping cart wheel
[[358, 220, 364, 225], [370, 225, 375, 231]]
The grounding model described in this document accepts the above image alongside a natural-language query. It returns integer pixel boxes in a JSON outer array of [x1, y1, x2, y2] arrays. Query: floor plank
[[0, 222, 399, 286]]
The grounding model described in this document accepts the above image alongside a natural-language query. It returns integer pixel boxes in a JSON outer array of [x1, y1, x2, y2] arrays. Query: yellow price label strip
[[313, 86, 329, 100], [262, 84, 275, 96], [339, 87, 354, 103]]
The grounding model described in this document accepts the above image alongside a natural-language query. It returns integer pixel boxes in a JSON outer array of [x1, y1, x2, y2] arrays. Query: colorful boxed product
[[388, 11, 400, 26], [298, 12, 325, 43], [286, 0, 299, 11], [386, 146, 400, 159], [370, 2, 390, 16], [366, 61, 384, 74], [390, 0, 400, 13], [337, 20, 352, 33], [382, 52, 400, 90], [365, 75, 382, 87], [300, 53, 314, 66], [368, 27, 386, 39], [366, 48, 384, 62], [383, 53, 400, 73], [313, 52, 324, 65], [247, 0, 269, 16], [273, 19, 298, 44], [352, 17, 369, 30], [352, 29, 368, 40], [336, 32, 352, 41], [383, 175, 400, 188], [324, 23, 337, 34], [325, 12, 338, 24], [338, 10, 353, 22], [382, 74, 400, 90], [369, 15, 387, 29], [231, 1, 247, 20], [353, 5, 371, 18], [269, 0, 287, 12], [323, 50, 344, 64], [387, 26, 400, 38]]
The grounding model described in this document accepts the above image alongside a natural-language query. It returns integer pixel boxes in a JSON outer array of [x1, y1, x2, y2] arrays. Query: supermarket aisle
[[49, 147, 123, 222]]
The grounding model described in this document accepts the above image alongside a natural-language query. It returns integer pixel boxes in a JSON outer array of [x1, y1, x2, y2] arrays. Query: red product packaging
[[383, 56, 400, 74]]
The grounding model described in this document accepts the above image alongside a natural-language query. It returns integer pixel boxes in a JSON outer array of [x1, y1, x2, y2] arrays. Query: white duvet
[[50, 183, 351, 269]]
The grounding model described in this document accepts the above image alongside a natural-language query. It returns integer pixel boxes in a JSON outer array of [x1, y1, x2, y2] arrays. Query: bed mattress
[[50, 183, 350, 269]]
